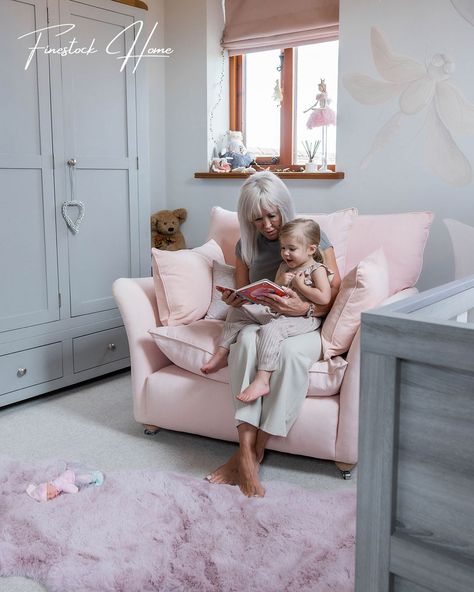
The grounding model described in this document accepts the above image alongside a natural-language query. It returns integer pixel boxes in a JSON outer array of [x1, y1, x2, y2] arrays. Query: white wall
[[161, 0, 228, 237], [144, 0, 166, 212], [157, 0, 474, 290]]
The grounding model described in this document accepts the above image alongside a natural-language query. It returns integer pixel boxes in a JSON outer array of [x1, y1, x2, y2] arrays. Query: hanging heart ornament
[[62, 201, 85, 234]]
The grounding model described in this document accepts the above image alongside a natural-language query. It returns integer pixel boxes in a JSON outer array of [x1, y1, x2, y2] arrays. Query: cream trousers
[[228, 324, 322, 437]]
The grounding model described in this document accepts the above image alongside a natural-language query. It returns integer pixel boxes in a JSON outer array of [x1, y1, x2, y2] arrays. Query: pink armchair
[[113, 209, 432, 478]]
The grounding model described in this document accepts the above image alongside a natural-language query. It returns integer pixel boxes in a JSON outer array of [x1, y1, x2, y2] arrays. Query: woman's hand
[[221, 289, 246, 308], [257, 286, 309, 316]]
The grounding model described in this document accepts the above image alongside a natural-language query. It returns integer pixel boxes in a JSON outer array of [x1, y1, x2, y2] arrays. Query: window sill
[[194, 171, 345, 180]]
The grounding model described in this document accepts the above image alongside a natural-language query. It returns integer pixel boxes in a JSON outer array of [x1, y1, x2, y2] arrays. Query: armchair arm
[[113, 277, 171, 422], [335, 287, 419, 464]]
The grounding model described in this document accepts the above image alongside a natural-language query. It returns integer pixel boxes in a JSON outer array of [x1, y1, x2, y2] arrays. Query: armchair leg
[[144, 424, 160, 436], [335, 462, 355, 480]]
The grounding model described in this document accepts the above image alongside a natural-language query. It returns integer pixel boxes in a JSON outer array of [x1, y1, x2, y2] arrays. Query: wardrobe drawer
[[73, 327, 129, 373], [0, 342, 63, 395]]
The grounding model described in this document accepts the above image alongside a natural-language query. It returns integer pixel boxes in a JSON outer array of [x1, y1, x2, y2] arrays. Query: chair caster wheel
[[335, 462, 354, 480], [143, 425, 160, 436]]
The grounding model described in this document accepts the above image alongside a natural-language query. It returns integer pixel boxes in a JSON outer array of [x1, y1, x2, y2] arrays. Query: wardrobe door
[[0, 0, 60, 332], [56, 0, 140, 317]]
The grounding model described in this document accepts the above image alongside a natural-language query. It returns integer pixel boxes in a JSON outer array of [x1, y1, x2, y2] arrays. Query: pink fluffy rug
[[0, 457, 355, 591]]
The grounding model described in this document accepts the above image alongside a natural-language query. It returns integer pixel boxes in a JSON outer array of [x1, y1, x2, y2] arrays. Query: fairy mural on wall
[[451, 0, 474, 26], [344, 27, 474, 186]]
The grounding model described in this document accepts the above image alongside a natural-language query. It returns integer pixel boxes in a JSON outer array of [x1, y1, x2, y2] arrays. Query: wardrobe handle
[[17, 368, 27, 377], [67, 158, 77, 167], [107, 343, 116, 351]]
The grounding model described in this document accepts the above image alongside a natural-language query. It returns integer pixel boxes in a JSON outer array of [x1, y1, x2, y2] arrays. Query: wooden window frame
[[229, 49, 295, 168]]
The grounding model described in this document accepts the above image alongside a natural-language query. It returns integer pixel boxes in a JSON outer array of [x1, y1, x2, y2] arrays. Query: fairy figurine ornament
[[305, 79, 337, 128], [304, 79, 336, 172]]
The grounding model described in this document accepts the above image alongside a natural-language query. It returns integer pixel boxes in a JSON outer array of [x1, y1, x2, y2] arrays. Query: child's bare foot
[[236, 376, 270, 403], [201, 348, 229, 374], [238, 451, 265, 497]]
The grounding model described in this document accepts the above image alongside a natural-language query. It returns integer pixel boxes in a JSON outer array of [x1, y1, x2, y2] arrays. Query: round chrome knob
[[17, 368, 27, 377], [67, 158, 77, 167], [107, 343, 116, 351]]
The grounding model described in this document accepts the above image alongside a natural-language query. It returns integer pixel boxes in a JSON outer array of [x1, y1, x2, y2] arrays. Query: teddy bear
[[151, 208, 187, 251]]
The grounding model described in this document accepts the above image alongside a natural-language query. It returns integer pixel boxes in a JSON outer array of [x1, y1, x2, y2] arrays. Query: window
[[229, 40, 339, 168]]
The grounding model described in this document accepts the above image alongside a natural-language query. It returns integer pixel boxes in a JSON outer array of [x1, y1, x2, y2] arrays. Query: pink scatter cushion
[[205, 261, 236, 321], [300, 208, 358, 276], [206, 207, 241, 265], [321, 248, 390, 360], [344, 212, 434, 293], [149, 320, 348, 396], [151, 240, 225, 326], [207, 206, 358, 273]]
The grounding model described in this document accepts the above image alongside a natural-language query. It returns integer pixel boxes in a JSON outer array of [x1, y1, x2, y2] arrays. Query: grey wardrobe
[[0, 0, 150, 405]]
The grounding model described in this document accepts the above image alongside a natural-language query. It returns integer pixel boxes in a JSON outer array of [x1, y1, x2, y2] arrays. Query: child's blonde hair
[[279, 218, 324, 263]]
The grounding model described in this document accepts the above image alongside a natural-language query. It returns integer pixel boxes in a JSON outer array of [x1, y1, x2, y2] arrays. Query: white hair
[[237, 171, 296, 266]]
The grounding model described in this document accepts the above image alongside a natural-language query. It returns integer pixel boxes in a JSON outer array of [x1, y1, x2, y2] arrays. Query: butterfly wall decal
[[344, 27, 474, 186]]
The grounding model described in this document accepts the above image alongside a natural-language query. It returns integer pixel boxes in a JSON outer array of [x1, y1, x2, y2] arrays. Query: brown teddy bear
[[151, 208, 187, 251]]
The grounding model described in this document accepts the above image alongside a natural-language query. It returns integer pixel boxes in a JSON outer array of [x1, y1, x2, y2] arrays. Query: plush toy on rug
[[151, 208, 187, 251], [26, 463, 104, 502]]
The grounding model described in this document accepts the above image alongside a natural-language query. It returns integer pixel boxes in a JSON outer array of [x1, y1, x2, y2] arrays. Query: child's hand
[[282, 272, 295, 286], [292, 271, 306, 288]]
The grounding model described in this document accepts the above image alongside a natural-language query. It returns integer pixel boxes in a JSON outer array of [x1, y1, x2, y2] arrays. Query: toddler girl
[[201, 218, 333, 403]]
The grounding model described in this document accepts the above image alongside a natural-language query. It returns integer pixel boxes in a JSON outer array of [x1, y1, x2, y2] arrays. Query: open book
[[216, 279, 287, 304]]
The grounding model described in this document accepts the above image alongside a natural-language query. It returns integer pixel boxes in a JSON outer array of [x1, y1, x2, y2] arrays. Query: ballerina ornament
[[304, 79, 337, 173]]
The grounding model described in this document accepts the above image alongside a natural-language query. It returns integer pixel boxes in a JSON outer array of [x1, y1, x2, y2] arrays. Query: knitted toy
[[221, 131, 255, 171]]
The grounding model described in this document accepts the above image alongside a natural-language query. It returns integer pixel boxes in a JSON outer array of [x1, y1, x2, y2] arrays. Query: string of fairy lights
[[208, 44, 226, 156]]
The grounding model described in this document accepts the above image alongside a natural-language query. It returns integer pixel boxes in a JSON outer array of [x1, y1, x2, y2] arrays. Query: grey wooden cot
[[356, 275, 474, 592]]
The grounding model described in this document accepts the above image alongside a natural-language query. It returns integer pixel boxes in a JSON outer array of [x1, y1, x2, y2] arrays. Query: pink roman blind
[[222, 0, 339, 55]]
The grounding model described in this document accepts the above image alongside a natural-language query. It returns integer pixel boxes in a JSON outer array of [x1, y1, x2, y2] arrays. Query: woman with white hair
[[205, 171, 341, 497]]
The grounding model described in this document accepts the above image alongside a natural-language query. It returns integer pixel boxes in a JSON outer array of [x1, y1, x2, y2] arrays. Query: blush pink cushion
[[149, 320, 348, 396], [301, 208, 358, 275], [207, 207, 358, 274], [344, 212, 434, 293], [206, 207, 241, 265], [151, 240, 225, 326], [321, 248, 390, 360]]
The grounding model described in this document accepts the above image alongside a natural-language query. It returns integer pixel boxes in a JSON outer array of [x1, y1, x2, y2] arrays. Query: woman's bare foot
[[238, 451, 265, 497], [205, 451, 239, 485], [236, 375, 270, 403], [201, 347, 229, 375]]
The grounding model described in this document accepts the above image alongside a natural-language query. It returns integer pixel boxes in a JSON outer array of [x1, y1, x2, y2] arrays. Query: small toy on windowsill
[[220, 131, 256, 171], [210, 157, 232, 173], [151, 208, 187, 251]]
